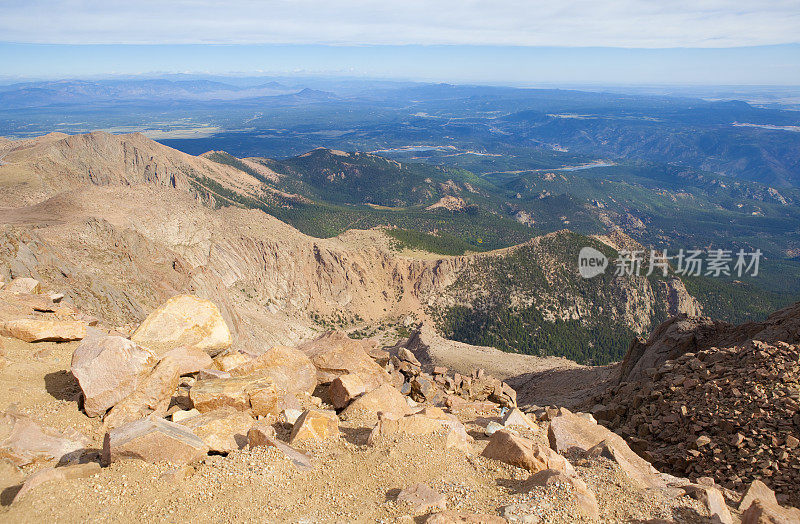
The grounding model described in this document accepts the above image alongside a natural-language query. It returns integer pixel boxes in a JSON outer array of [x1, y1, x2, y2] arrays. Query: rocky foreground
[[1, 277, 799, 523]]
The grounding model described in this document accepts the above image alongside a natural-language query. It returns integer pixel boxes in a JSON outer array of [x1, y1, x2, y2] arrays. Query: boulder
[[425, 512, 506, 524], [70, 335, 156, 417], [161, 346, 213, 375], [131, 295, 232, 356], [102, 355, 181, 430], [248, 425, 314, 470], [297, 331, 390, 390], [341, 383, 410, 425], [4, 278, 41, 295], [103, 416, 208, 465], [739, 480, 779, 512], [12, 462, 101, 504], [329, 373, 366, 409], [397, 483, 447, 515], [213, 351, 252, 372], [289, 410, 340, 444], [171, 409, 201, 423], [585, 438, 667, 490], [742, 499, 800, 524], [502, 408, 536, 431], [549, 410, 666, 490], [229, 345, 317, 402], [522, 469, 599, 520], [0, 319, 86, 342], [368, 409, 472, 452], [0, 408, 88, 466], [482, 430, 573, 475], [190, 375, 279, 417], [176, 408, 253, 453], [696, 487, 733, 524]]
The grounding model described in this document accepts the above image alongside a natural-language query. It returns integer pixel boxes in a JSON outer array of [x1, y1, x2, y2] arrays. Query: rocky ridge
[[595, 302, 800, 507]]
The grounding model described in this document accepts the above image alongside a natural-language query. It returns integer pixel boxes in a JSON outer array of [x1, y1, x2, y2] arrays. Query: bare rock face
[[228, 345, 317, 403], [0, 408, 88, 466], [176, 408, 253, 453], [0, 318, 86, 342], [70, 335, 156, 417], [289, 410, 340, 444], [397, 483, 447, 515], [131, 295, 232, 356], [329, 373, 366, 409], [523, 469, 599, 520], [618, 301, 800, 384], [102, 356, 181, 430], [297, 331, 390, 390], [190, 375, 279, 417], [482, 429, 573, 475], [4, 277, 41, 295], [103, 416, 208, 465], [340, 383, 410, 425]]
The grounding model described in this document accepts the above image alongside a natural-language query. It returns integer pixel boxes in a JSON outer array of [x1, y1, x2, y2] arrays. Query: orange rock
[[289, 409, 340, 444]]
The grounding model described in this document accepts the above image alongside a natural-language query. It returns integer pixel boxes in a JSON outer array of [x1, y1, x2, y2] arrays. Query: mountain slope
[[0, 131, 702, 364]]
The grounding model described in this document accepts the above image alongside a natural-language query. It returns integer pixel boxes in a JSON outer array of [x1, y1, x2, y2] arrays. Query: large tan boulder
[[70, 335, 156, 417], [0, 408, 88, 466], [549, 410, 666, 490], [0, 319, 86, 342], [190, 375, 279, 417], [696, 486, 733, 524], [176, 408, 253, 453], [102, 356, 181, 430], [297, 331, 390, 390], [340, 383, 409, 425], [742, 499, 800, 524], [103, 416, 208, 465], [161, 346, 213, 375], [229, 345, 317, 402], [329, 373, 366, 409], [739, 480, 779, 512], [482, 429, 573, 475], [131, 295, 232, 355], [289, 410, 340, 444], [368, 409, 472, 452], [4, 278, 41, 295], [523, 469, 599, 520]]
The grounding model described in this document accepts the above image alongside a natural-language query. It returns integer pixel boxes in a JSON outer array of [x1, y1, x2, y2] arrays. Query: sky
[[1, 0, 799, 84]]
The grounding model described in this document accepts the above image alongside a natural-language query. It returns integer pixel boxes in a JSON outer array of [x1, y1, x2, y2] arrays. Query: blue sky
[[1, 1, 798, 84]]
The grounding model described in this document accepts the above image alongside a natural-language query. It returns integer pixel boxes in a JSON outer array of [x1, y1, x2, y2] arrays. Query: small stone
[[502, 408, 536, 431], [485, 421, 504, 436], [171, 409, 201, 423]]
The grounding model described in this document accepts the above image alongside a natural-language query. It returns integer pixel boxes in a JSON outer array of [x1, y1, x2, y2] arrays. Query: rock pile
[[596, 336, 800, 506]]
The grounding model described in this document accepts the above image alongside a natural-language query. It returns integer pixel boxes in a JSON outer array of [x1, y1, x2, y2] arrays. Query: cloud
[[1, 0, 799, 48]]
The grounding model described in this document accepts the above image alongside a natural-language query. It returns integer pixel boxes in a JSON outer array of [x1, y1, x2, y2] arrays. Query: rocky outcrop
[[596, 304, 800, 506]]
